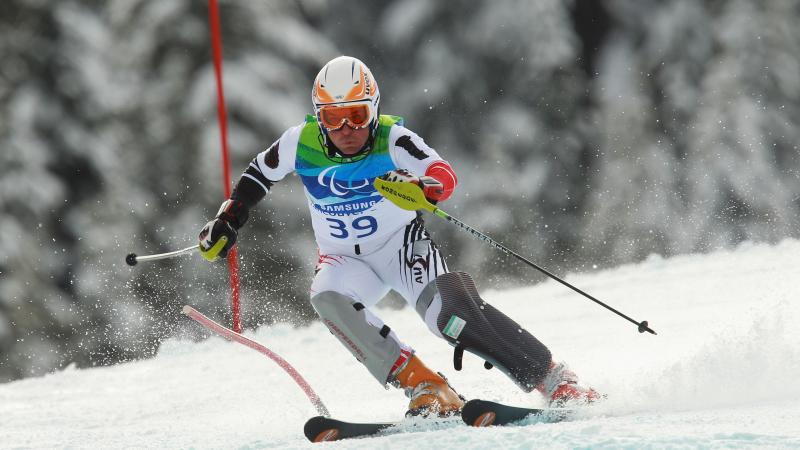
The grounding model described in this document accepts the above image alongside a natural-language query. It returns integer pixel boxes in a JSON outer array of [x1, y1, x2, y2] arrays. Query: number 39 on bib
[[325, 216, 378, 239]]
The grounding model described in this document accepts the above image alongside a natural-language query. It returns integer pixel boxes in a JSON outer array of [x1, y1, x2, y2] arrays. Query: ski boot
[[537, 361, 601, 408], [393, 355, 464, 417]]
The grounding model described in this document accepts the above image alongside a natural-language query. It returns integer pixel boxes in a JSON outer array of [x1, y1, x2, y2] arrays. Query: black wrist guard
[[216, 199, 250, 230]]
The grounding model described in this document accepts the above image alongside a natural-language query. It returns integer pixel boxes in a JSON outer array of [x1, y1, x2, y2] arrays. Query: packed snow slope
[[3, 240, 800, 449]]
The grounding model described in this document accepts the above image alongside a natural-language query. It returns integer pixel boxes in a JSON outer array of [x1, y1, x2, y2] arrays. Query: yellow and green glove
[[198, 218, 236, 261], [198, 199, 248, 261]]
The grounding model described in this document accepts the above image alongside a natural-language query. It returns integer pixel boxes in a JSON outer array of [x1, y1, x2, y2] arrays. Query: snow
[[2, 239, 800, 448]]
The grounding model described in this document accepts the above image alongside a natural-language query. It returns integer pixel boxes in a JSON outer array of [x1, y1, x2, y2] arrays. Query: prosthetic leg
[[416, 271, 553, 392], [416, 271, 599, 405]]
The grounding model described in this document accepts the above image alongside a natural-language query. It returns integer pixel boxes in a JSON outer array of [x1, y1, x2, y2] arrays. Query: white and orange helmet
[[312, 56, 381, 149]]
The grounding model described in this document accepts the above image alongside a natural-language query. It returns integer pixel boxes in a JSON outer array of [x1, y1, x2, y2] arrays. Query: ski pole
[[126, 245, 200, 266], [374, 178, 656, 335]]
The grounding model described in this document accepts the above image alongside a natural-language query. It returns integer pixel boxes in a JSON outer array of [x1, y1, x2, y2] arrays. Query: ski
[[304, 399, 573, 441], [304, 416, 399, 442], [461, 399, 573, 427], [303, 414, 464, 442]]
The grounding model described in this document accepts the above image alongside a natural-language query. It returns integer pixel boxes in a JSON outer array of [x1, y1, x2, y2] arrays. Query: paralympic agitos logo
[[316, 165, 374, 196], [306, 164, 383, 216]]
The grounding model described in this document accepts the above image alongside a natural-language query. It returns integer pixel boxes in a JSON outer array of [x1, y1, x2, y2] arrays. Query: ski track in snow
[[2, 240, 800, 449]]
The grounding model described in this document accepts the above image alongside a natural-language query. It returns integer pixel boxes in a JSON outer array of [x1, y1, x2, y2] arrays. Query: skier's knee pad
[[310, 291, 404, 386], [416, 272, 552, 392]]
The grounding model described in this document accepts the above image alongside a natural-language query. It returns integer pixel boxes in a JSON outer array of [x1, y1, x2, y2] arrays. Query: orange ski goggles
[[318, 104, 372, 131]]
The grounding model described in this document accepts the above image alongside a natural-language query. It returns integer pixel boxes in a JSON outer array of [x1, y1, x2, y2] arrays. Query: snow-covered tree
[[584, 0, 800, 264]]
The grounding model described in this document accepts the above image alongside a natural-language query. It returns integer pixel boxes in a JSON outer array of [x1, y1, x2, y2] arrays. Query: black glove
[[198, 218, 237, 262], [198, 199, 248, 262]]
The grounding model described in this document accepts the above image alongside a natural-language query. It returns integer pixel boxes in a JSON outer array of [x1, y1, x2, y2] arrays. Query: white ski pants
[[309, 218, 447, 385]]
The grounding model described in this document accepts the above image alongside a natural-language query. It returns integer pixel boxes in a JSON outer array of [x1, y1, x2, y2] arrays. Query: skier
[[198, 56, 598, 417]]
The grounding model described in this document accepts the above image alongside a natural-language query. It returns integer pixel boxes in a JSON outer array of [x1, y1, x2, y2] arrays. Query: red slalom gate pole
[[183, 306, 330, 416], [208, 0, 242, 333]]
